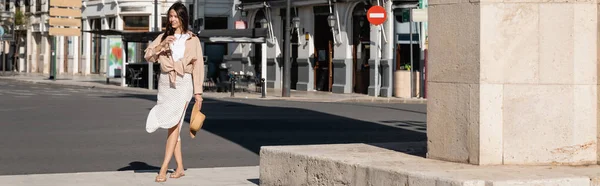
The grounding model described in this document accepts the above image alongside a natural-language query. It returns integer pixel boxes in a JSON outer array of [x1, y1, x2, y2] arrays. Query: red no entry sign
[[367, 6, 387, 25]]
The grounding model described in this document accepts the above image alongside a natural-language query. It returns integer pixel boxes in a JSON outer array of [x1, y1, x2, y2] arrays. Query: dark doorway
[[352, 3, 371, 94], [313, 7, 334, 92]]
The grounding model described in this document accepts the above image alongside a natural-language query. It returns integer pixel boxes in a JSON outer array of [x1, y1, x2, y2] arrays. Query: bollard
[[261, 78, 266, 98], [230, 75, 236, 97]]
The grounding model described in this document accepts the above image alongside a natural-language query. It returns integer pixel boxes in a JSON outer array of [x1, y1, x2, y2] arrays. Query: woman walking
[[143, 2, 204, 182]]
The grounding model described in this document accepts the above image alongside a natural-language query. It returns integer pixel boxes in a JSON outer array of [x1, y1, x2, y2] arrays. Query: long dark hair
[[161, 2, 189, 42]]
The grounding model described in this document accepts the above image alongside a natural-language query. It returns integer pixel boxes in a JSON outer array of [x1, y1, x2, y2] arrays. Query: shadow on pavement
[[117, 161, 161, 173], [102, 93, 427, 155]]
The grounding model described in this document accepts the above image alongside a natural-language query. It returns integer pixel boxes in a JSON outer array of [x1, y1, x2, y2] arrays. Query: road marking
[[49, 94, 70, 96]]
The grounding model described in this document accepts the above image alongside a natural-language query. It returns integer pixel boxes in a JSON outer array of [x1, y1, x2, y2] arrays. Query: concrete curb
[[0, 76, 157, 94], [259, 142, 600, 186]]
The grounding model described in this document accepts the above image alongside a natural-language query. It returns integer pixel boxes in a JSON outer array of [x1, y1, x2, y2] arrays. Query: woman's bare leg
[[158, 122, 181, 177], [173, 126, 185, 174]]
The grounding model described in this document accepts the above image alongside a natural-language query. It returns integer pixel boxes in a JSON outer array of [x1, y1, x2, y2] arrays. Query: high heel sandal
[[170, 171, 185, 179], [155, 175, 167, 182]]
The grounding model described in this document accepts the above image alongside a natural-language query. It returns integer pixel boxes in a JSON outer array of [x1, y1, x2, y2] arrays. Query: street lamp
[[327, 14, 336, 28], [292, 17, 300, 29], [327, 14, 339, 45], [260, 18, 268, 28]]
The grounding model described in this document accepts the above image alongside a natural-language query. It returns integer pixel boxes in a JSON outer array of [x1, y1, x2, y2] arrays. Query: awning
[[240, 0, 329, 10], [197, 28, 268, 43], [83, 28, 269, 43], [83, 30, 162, 42]]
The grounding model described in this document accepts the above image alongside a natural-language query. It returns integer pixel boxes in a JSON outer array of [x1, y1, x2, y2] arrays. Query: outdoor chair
[[128, 68, 143, 87]]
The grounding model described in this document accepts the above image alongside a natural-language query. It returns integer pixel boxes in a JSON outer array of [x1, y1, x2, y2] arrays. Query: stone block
[[573, 4, 598, 85], [427, 82, 475, 163], [427, 2, 480, 84], [259, 143, 600, 186], [502, 84, 597, 165], [478, 83, 503, 165], [539, 3, 575, 85], [480, 3, 539, 84], [488, 178, 590, 186]]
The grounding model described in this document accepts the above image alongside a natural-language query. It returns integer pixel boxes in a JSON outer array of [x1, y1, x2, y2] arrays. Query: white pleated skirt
[[146, 72, 193, 135]]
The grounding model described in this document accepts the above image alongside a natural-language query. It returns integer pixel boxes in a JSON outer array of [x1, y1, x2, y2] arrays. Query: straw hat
[[189, 103, 205, 138]]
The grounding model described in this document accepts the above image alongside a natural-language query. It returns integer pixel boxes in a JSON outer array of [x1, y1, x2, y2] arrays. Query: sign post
[[48, 0, 82, 80], [367, 5, 387, 97]]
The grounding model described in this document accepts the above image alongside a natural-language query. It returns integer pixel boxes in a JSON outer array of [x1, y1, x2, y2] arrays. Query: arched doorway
[[352, 2, 371, 94]]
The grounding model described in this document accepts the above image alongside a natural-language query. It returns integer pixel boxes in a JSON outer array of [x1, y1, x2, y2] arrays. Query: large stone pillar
[[26, 28, 33, 73], [331, 3, 353, 94], [296, 7, 315, 91], [43, 34, 50, 74], [427, 1, 599, 165], [368, 22, 380, 97], [267, 10, 282, 89], [72, 36, 79, 74], [82, 19, 92, 75]]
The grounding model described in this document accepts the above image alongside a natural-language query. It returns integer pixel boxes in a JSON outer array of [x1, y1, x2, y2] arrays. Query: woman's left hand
[[194, 94, 203, 111]]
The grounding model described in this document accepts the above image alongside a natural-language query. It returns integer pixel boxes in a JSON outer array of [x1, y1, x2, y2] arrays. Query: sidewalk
[[0, 72, 426, 104], [0, 166, 259, 186]]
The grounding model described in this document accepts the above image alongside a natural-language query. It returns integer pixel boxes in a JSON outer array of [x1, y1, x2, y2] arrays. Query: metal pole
[[148, 0, 158, 90], [375, 27, 380, 97], [230, 75, 235, 97], [282, 0, 291, 97], [1, 40, 4, 72], [50, 36, 56, 80], [409, 8, 414, 98], [392, 12, 397, 97]]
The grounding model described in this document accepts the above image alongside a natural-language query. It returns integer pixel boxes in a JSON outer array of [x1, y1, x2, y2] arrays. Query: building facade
[[81, 0, 196, 76], [0, 0, 29, 73], [24, 0, 81, 75], [20, 0, 238, 77], [236, 0, 427, 97]]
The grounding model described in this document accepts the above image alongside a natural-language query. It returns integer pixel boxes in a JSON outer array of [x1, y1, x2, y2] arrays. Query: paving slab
[[260, 142, 600, 186], [0, 166, 259, 186]]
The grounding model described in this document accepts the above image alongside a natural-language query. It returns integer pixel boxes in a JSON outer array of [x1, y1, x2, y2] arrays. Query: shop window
[[204, 17, 227, 29], [123, 16, 149, 31], [107, 17, 116, 29], [35, 0, 41, 12], [90, 18, 101, 30]]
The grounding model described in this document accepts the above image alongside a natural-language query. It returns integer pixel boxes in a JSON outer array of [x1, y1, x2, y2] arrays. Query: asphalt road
[[0, 79, 426, 175]]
